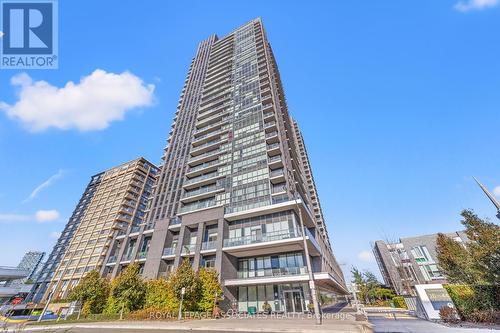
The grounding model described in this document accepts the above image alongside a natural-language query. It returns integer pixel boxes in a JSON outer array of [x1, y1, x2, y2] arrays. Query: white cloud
[[454, 0, 498, 12], [0, 69, 155, 132], [49, 231, 62, 239], [494, 186, 500, 197], [23, 169, 66, 203], [358, 250, 375, 263], [0, 213, 31, 223], [35, 210, 60, 222]]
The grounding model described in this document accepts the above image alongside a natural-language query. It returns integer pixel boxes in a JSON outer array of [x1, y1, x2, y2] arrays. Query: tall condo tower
[[100, 19, 346, 313]]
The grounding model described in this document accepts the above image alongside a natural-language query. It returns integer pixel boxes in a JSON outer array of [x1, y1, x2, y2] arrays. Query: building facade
[[31, 158, 158, 302], [29, 172, 103, 303], [16, 251, 45, 282], [373, 231, 468, 295], [105, 18, 346, 313]]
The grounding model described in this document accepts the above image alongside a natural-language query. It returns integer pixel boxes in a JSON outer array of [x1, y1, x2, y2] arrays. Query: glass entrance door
[[283, 290, 304, 313]]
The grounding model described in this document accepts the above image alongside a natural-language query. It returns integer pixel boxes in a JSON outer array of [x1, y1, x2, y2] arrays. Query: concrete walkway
[[16, 317, 373, 333]]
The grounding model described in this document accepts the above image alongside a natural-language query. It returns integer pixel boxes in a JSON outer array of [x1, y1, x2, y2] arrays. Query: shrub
[[392, 296, 407, 309], [169, 260, 201, 311], [144, 278, 178, 312], [67, 270, 110, 314], [439, 306, 459, 323], [104, 263, 146, 314], [468, 310, 500, 323], [444, 284, 500, 323], [197, 268, 223, 312]]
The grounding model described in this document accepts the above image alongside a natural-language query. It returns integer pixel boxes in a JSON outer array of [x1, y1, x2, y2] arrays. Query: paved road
[[369, 316, 499, 333], [321, 301, 354, 313]]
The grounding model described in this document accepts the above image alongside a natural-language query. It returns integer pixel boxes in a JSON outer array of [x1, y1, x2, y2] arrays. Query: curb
[[16, 321, 373, 333]]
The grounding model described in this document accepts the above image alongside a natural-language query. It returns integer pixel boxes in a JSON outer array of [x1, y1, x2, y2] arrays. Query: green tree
[[197, 268, 223, 312], [351, 267, 386, 305], [67, 270, 110, 314], [169, 259, 201, 311], [436, 209, 500, 285], [144, 278, 179, 312], [351, 267, 368, 303], [104, 263, 146, 314]]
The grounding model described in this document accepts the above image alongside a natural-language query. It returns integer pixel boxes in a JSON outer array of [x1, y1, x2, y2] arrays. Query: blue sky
[[0, 0, 499, 281]]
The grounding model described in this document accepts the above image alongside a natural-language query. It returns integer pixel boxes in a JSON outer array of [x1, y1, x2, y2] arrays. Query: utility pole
[[178, 287, 185, 320], [287, 169, 321, 325]]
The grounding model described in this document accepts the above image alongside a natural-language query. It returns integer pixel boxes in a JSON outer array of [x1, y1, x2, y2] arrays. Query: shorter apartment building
[[31, 158, 158, 302], [373, 231, 467, 295]]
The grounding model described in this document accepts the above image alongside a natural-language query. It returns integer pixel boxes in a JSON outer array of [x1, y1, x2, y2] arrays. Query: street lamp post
[[287, 169, 321, 325], [178, 287, 185, 320]]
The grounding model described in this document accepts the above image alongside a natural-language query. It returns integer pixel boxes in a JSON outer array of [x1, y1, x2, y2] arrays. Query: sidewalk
[[19, 317, 373, 333]]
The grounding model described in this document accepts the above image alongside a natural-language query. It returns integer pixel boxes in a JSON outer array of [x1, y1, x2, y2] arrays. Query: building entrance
[[283, 290, 304, 313]]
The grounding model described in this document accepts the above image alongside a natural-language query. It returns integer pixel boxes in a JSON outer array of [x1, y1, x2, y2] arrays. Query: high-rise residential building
[[373, 231, 468, 295], [29, 172, 103, 303], [16, 251, 45, 282], [108, 18, 346, 313], [31, 158, 158, 302]]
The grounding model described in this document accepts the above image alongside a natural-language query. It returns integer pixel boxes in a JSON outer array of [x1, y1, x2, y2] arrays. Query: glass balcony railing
[[188, 147, 225, 163], [184, 171, 222, 186], [169, 217, 181, 226], [182, 184, 223, 199], [201, 241, 217, 250], [137, 251, 148, 259], [223, 229, 301, 248], [130, 225, 140, 233], [193, 126, 229, 143], [272, 184, 287, 194], [179, 199, 217, 214], [182, 244, 196, 254], [191, 136, 228, 153], [163, 247, 176, 256], [107, 256, 116, 263], [267, 143, 279, 150], [187, 159, 222, 174], [269, 169, 284, 178], [268, 155, 282, 163], [265, 131, 278, 139], [305, 228, 320, 252], [236, 266, 307, 279]]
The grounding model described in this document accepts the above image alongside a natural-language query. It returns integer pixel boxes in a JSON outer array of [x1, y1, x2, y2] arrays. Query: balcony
[[269, 169, 285, 184], [268, 155, 283, 169], [181, 244, 196, 255], [265, 131, 279, 144], [223, 229, 300, 248], [223, 229, 306, 257], [196, 107, 231, 127], [186, 159, 225, 177], [192, 127, 230, 147], [190, 137, 228, 156], [162, 247, 176, 257], [106, 256, 116, 264], [267, 142, 280, 156], [198, 100, 231, 118], [188, 147, 227, 166], [194, 118, 229, 137], [137, 251, 148, 260], [181, 184, 224, 203], [179, 198, 218, 215], [236, 266, 307, 279], [184, 171, 225, 189], [201, 241, 217, 251]]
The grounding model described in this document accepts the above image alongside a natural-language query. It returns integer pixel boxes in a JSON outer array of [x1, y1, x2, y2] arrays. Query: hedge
[[444, 284, 500, 323]]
